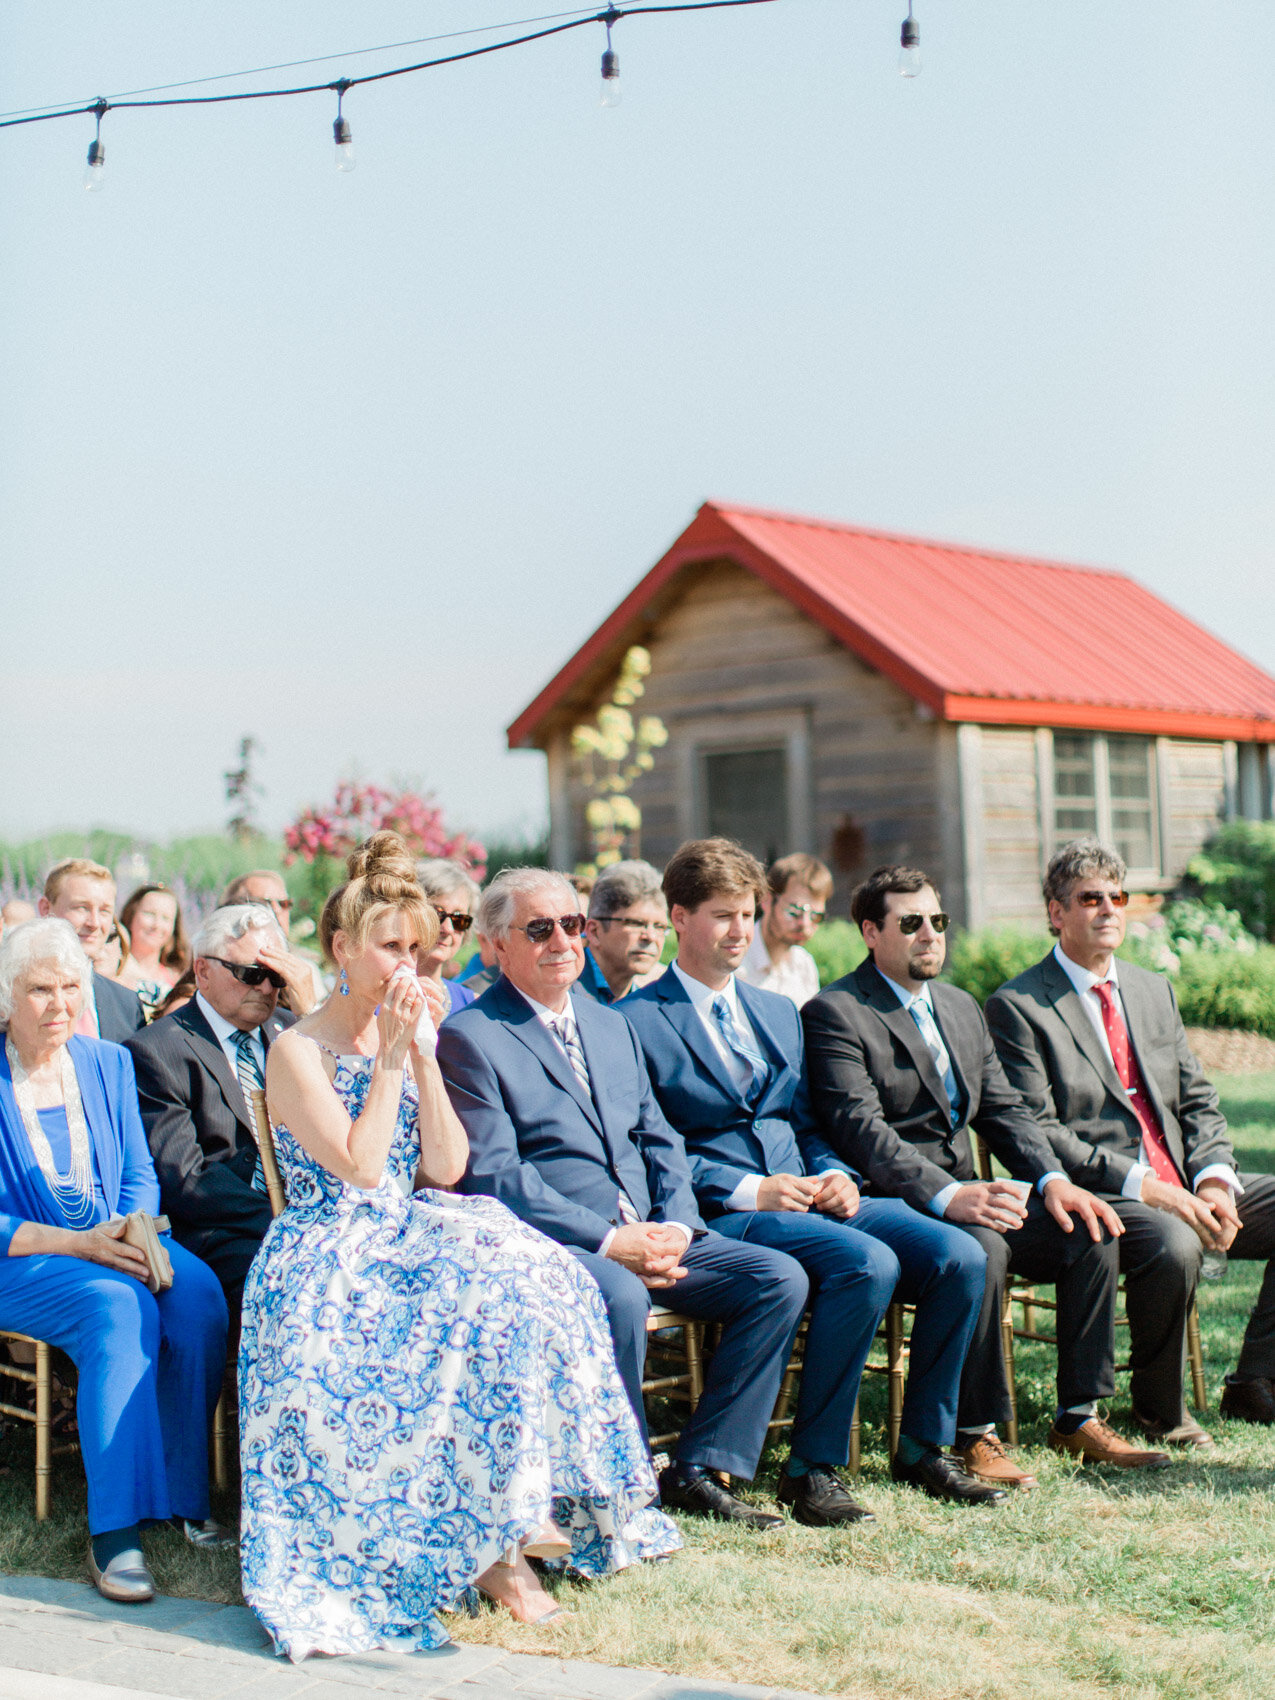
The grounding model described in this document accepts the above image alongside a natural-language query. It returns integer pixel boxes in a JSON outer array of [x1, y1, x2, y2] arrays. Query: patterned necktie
[[550, 1015, 638, 1223], [711, 993, 768, 1102], [908, 996, 960, 1130], [1092, 982, 1183, 1187], [234, 1030, 268, 1195]]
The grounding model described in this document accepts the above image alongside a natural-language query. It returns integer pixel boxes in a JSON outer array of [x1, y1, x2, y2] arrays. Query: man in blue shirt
[[578, 860, 669, 1005]]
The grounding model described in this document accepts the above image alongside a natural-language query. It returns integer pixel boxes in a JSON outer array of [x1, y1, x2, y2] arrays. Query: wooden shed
[[508, 503, 1275, 927]]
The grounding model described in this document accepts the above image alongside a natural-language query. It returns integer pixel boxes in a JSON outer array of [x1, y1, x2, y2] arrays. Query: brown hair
[[319, 832, 439, 961], [850, 865, 939, 931], [222, 869, 286, 905], [43, 858, 114, 905], [1042, 838, 1127, 936], [766, 853, 833, 905], [120, 884, 190, 972], [663, 838, 766, 913]]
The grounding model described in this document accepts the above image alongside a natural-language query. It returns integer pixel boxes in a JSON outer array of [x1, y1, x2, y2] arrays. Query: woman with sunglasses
[[413, 859, 481, 1017], [239, 833, 677, 1664]]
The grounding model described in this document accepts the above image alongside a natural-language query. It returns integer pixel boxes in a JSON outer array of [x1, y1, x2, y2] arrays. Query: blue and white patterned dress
[[239, 1052, 679, 1662]]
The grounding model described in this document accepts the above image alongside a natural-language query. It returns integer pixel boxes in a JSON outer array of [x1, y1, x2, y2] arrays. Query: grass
[[4, 1074, 1275, 1697]]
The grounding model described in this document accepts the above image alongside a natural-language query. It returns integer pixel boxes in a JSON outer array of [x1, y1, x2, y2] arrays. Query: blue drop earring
[[339, 966, 349, 996]]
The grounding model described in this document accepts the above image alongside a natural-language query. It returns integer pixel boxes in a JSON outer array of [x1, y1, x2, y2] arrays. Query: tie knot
[[1093, 980, 1116, 1008]]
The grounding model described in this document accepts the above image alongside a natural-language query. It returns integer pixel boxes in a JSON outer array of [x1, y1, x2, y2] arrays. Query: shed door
[[703, 747, 790, 865]]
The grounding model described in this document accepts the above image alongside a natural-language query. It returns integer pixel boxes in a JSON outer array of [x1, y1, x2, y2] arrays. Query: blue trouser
[[717, 1195, 986, 1455], [573, 1229, 808, 1480], [0, 1240, 228, 1534]]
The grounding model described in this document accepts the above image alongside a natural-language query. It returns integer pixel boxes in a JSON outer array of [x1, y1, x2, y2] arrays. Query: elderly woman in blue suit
[[0, 918, 228, 1603]]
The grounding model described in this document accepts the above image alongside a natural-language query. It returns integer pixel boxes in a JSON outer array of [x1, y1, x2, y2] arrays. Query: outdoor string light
[[898, 2, 921, 77], [600, 8, 622, 107], [83, 97, 107, 191], [332, 80, 355, 172]]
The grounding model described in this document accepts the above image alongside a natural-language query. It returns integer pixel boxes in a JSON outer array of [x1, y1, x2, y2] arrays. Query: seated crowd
[[0, 833, 1271, 1662]]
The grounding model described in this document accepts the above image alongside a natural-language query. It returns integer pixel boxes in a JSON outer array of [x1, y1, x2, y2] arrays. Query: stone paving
[[0, 1575, 824, 1700]]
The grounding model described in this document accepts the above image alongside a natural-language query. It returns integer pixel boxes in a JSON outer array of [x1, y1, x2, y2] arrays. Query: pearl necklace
[[5, 1039, 98, 1230]]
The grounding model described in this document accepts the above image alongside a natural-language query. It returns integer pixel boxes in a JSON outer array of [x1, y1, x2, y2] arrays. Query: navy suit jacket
[[622, 969, 858, 1216], [438, 975, 706, 1252], [94, 973, 146, 1042]]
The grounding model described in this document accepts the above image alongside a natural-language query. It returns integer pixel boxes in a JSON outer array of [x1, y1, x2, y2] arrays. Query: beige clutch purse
[[122, 1211, 174, 1295]]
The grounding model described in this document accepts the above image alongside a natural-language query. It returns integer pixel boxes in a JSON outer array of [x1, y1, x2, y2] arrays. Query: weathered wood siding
[[977, 727, 1046, 924], [1160, 739, 1228, 876]]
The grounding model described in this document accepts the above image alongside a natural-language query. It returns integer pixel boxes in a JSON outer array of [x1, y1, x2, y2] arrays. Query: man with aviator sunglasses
[[127, 903, 295, 1316]]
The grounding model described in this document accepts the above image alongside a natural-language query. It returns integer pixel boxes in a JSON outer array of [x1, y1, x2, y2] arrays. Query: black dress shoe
[[1220, 1374, 1275, 1425], [658, 1465, 783, 1528], [891, 1448, 1006, 1505], [776, 1466, 876, 1527]]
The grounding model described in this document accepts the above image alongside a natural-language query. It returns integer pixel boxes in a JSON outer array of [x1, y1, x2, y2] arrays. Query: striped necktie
[[550, 1014, 637, 1224], [234, 1030, 268, 1194], [711, 993, 768, 1101], [908, 996, 960, 1130]]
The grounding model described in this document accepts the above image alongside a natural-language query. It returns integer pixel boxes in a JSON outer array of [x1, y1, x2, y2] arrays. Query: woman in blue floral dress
[[239, 834, 678, 1662]]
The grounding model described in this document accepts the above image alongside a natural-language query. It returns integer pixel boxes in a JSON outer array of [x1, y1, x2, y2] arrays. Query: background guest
[[581, 860, 670, 1004], [414, 858, 482, 1017], [222, 871, 322, 1014], [738, 853, 832, 1009], [118, 885, 188, 1017], [1, 900, 37, 939], [98, 922, 129, 981], [126, 904, 293, 1314], [461, 927, 500, 995], [0, 918, 228, 1603], [38, 860, 144, 1041]]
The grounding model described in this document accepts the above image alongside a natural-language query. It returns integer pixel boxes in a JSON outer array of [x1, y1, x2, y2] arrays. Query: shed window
[[1107, 735, 1156, 870], [1053, 734, 1098, 840], [703, 747, 790, 866], [1051, 732, 1158, 873]]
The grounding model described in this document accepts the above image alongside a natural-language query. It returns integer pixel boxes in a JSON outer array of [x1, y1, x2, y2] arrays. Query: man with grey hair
[[439, 867, 810, 1529], [987, 837, 1275, 1438], [580, 859, 670, 1004], [126, 904, 296, 1311]]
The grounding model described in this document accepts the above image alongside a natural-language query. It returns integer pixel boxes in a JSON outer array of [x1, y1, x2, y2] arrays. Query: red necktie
[[1092, 981, 1182, 1188]]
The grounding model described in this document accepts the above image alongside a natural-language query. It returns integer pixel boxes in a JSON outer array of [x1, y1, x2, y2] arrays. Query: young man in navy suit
[[437, 868, 809, 1529], [624, 839, 997, 1515]]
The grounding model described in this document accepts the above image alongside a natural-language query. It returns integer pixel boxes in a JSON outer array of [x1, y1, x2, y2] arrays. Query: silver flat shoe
[[87, 1545, 155, 1604], [178, 1517, 238, 1550]]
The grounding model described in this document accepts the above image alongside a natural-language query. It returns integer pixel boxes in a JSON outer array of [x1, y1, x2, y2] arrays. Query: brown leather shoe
[[1048, 1415, 1170, 1469], [1132, 1409, 1214, 1448], [956, 1432, 1037, 1490], [1219, 1374, 1275, 1426]]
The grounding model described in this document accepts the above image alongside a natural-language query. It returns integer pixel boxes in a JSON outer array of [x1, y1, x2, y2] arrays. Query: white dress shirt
[[1051, 943, 1240, 1200], [671, 961, 839, 1214], [195, 992, 266, 1083], [737, 929, 821, 1009]]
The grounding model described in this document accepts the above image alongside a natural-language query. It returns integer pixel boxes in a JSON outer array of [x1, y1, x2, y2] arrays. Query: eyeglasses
[[897, 912, 950, 935], [205, 956, 287, 990], [516, 914, 587, 943], [268, 896, 293, 914], [784, 903, 825, 924], [1073, 889, 1130, 908], [432, 906, 474, 933], [598, 916, 671, 937]]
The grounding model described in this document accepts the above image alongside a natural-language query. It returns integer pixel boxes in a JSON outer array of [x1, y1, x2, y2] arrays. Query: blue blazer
[[438, 975, 706, 1252], [0, 1036, 160, 1254], [622, 970, 859, 1217]]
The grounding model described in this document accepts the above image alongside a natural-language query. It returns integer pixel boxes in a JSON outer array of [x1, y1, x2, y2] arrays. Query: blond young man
[[38, 859, 145, 1041]]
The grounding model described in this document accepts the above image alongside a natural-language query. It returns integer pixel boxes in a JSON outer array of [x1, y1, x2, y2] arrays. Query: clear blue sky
[[4, 1, 1272, 847]]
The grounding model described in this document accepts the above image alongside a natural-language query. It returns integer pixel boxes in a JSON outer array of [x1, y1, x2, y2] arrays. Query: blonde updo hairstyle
[[319, 832, 439, 967]]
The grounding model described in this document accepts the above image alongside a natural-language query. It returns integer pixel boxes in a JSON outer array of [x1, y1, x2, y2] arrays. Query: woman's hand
[[418, 976, 448, 1033], [377, 971, 425, 1071], [73, 1219, 151, 1282]]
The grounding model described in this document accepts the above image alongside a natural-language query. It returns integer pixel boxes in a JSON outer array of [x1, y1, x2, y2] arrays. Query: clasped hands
[[606, 1221, 692, 1288], [756, 1171, 860, 1219], [1144, 1173, 1240, 1252], [943, 1176, 1123, 1243]]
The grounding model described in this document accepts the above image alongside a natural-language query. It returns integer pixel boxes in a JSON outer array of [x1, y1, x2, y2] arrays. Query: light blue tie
[[711, 993, 768, 1101], [234, 1030, 268, 1194], [908, 996, 961, 1130]]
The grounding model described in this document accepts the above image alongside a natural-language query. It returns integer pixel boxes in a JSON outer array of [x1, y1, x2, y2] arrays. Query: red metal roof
[[508, 502, 1275, 747]]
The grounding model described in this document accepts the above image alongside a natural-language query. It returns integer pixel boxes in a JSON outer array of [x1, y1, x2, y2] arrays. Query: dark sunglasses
[[1074, 889, 1130, 908], [517, 913, 587, 943], [897, 912, 950, 935], [206, 956, 287, 990], [431, 906, 474, 933]]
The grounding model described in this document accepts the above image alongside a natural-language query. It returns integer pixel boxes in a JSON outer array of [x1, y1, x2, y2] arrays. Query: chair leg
[[886, 1303, 905, 1461], [1187, 1303, 1207, 1412], [848, 1394, 860, 1476], [34, 1340, 50, 1522], [1000, 1294, 1019, 1448], [212, 1392, 227, 1492], [683, 1323, 704, 1407]]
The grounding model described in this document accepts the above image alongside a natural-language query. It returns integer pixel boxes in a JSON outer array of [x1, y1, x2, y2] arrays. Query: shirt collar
[[1053, 940, 1119, 997], [874, 964, 934, 1012], [514, 985, 576, 1031], [196, 991, 262, 1051], [671, 959, 738, 1016]]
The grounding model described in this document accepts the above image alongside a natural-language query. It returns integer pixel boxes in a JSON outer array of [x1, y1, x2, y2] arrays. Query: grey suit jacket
[[801, 957, 1060, 1214], [93, 973, 146, 1042], [985, 951, 1233, 1194]]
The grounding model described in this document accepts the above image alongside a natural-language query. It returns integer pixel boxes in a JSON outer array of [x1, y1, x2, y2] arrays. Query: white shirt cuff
[[1194, 1165, 1244, 1196], [598, 1227, 618, 1256], [664, 1221, 695, 1248], [930, 1180, 963, 1218], [1036, 1170, 1067, 1195], [724, 1174, 763, 1213], [1122, 1163, 1150, 1201]]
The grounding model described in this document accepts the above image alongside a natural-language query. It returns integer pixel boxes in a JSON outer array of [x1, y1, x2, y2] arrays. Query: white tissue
[[389, 963, 438, 1056]]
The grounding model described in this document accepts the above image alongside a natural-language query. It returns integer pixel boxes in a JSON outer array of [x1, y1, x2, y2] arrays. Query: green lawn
[[4, 1075, 1275, 1697]]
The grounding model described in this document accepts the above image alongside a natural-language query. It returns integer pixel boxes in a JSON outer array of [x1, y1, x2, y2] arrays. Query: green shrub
[[808, 919, 868, 987], [944, 926, 1053, 1006], [1172, 945, 1275, 1037], [1183, 821, 1275, 939]]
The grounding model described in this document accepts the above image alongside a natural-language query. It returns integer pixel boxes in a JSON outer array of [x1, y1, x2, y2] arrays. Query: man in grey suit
[[987, 838, 1275, 1436]]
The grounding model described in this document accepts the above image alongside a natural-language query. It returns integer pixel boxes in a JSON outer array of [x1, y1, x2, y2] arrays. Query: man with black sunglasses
[[988, 838, 1275, 1439], [126, 903, 295, 1313], [802, 864, 1166, 1488]]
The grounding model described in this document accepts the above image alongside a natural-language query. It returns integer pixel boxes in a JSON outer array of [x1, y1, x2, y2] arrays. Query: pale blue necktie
[[908, 996, 961, 1130], [552, 1015, 639, 1224], [711, 993, 768, 1102]]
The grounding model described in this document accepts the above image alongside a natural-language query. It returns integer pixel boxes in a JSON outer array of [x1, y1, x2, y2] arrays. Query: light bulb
[[333, 115, 356, 173], [83, 138, 106, 192], [600, 48, 621, 108], [898, 15, 921, 77]]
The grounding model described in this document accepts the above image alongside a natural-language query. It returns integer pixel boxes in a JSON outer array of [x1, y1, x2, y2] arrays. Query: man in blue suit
[[624, 839, 997, 1515], [438, 868, 809, 1529]]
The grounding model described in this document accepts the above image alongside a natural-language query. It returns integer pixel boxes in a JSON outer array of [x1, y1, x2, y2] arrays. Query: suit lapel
[[656, 972, 746, 1105], [1115, 969, 1173, 1128], [494, 980, 604, 1133], [735, 979, 794, 1101], [178, 1002, 252, 1131], [1042, 956, 1128, 1101], [858, 962, 952, 1123]]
